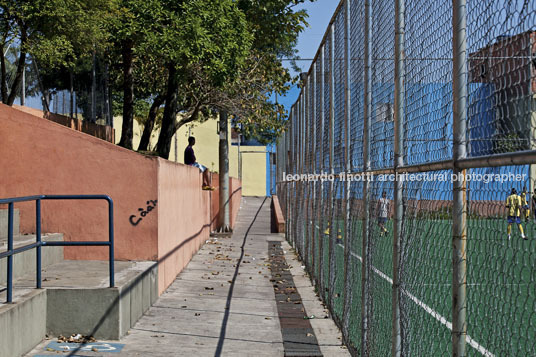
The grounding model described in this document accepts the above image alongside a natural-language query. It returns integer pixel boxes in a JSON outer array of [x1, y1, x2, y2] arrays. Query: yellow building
[[113, 115, 269, 196]]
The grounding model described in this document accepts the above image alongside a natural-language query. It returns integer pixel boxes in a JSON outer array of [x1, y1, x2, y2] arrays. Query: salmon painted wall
[[0, 104, 159, 261], [0, 103, 242, 294], [156, 160, 213, 294]]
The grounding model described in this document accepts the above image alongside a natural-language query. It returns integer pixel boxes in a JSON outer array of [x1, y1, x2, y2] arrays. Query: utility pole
[[218, 111, 232, 233]]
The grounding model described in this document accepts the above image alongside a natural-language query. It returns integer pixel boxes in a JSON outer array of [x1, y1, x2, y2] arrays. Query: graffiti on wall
[[129, 200, 157, 226]]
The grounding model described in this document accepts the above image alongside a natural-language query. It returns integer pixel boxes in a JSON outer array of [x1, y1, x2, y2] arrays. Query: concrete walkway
[[27, 197, 349, 357]]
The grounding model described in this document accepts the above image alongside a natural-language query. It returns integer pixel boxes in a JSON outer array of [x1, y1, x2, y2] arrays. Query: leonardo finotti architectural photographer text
[[283, 172, 527, 184]]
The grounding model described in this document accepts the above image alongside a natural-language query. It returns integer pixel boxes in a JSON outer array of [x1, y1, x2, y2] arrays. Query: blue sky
[[278, 0, 340, 109], [289, 0, 339, 74]]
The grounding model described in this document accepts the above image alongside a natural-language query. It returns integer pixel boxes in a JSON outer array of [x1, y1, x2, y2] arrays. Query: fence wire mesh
[[276, 0, 536, 355]]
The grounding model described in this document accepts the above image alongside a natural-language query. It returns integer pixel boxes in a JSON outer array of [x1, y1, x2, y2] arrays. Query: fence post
[[392, 0, 406, 354], [318, 43, 325, 297], [452, 0, 468, 355], [328, 23, 337, 312], [311, 62, 317, 281], [361, 0, 372, 354], [342, 0, 353, 339]]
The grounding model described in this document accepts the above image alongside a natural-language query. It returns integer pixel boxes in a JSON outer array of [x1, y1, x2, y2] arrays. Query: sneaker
[[202, 186, 215, 191], [522, 235, 528, 240]]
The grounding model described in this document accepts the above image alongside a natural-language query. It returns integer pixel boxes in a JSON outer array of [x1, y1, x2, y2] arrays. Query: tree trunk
[[6, 21, 27, 106], [6, 51, 26, 106], [33, 60, 50, 113], [218, 111, 231, 233], [0, 46, 7, 103], [156, 64, 180, 159], [138, 95, 164, 152], [118, 40, 134, 149]]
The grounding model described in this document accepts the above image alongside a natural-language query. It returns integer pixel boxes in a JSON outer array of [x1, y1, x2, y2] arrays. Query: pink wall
[[13, 105, 115, 143], [0, 103, 242, 294], [1, 104, 158, 261], [156, 160, 212, 294]]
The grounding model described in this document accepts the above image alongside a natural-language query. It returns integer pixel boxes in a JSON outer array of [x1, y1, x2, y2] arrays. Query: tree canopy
[[0, 0, 314, 157]]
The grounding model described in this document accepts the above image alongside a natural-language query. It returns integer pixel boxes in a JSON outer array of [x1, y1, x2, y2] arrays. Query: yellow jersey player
[[506, 188, 527, 240], [521, 187, 530, 222]]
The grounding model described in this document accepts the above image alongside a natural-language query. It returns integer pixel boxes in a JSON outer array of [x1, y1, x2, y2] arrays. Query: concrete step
[[1, 260, 158, 357], [0, 233, 64, 285], [0, 208, 20, 238], [0, 259, 158, 356], [0, 289, 47, 357]]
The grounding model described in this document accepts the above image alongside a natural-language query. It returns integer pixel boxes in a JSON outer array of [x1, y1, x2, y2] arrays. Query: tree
[[153, 0, 252, 159], [0, 0, 112, 106], [108, 0, 164, 149], [209, 0, 313, 232]]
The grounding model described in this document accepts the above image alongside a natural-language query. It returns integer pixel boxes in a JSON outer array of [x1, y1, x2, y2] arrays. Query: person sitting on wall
[[184, 136, 214, 191]]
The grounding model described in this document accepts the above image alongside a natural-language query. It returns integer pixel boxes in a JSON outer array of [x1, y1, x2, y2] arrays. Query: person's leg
[[518, 224, 525, 238], [517, 217, 526, 239], [378, 218, 385, 235], [507, 219, 512, 240], [203, 170, 210, 187]]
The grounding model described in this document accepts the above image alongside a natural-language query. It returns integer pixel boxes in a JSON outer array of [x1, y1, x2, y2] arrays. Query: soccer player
[[533, 188, 536, 222], [506, 188, 526, 240], [377, 191, 390, 236], [521, 187, 530, 222]]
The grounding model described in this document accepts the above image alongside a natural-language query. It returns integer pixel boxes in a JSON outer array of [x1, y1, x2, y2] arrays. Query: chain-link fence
[[2, 51, 113, 126], [276, 0, 536, 355]]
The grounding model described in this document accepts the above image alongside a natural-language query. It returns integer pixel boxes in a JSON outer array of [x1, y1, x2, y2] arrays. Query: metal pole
[[362, 0, 372, 354], [218, 111, 232, 232], [302, 77, 311, 264], [238, 133, 242, 181], [392, 0, 406, 354], [311, 62, 317, 280], [91, 48, 96, 122], [108, 199, 115, 287], [104, 64, 111, 125], [318, 43, 325, 294], [7, 202, 13, 303], [36, 199, 42, 289], [328, 23, 336, 311], [452, 0, 468, 355], [21, 64, 25, 106], [342, 0, 352, 340], [174, 134, 178, 163], [70, 71, 74, 118]]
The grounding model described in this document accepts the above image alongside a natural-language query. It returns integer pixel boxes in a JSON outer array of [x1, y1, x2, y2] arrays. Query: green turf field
[[294, 216, 536, 355]]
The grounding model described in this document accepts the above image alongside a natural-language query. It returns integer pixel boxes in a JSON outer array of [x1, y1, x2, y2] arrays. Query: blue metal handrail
[[0, 195, 114, 303]]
